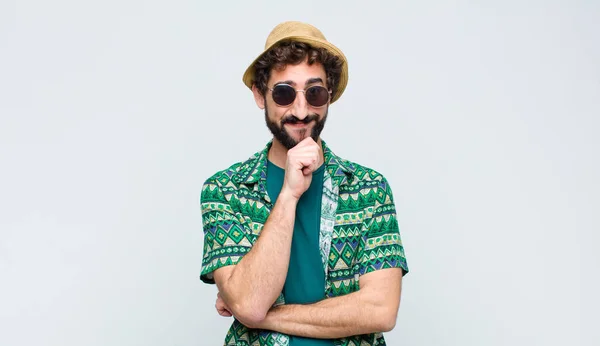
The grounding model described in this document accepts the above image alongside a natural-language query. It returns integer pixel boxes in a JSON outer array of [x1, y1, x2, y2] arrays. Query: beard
[[264, 108, 328, 150]]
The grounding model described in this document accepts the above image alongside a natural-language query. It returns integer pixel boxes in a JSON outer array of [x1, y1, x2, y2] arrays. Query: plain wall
[[1, 1, 598, 345]]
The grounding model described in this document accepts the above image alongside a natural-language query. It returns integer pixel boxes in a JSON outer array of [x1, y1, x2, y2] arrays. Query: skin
[[212, 59, 403, 338]]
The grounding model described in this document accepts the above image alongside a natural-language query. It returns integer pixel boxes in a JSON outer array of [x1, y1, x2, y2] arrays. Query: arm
[[254, 175, 409, 337], [209, 138, 323, 326], [254, 268, 403, 338], [213, 191, 297, 325]]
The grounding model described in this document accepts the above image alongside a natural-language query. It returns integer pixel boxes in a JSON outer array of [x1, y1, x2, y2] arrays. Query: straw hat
[[242, 21, 349, 104]]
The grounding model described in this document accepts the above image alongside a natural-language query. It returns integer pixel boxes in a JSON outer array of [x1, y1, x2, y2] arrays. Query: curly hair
[[252, 41, 344, 100]]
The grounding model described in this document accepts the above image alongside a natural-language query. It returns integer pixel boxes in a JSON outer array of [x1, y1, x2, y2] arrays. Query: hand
[[215, 292, 232, 317], [281, 137, 323, 200]]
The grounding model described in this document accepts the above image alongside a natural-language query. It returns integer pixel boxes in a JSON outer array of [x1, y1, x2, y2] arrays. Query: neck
[[267, 137, 323, 169]]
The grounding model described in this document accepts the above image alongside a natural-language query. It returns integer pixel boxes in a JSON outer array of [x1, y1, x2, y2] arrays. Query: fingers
[[302, 165, 316, 176], [287, 140, 322, 172], [215, 292, 233, 317], [293, 154, 319, 173], [281, 137, 323, 198], [217, 308, 233, 317], [216, 303, 232, 317]]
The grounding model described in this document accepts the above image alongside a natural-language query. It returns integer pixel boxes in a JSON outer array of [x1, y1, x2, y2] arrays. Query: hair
[[252, 41, 344, 99]]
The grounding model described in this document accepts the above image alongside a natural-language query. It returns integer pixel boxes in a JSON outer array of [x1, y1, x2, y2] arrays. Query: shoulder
[[338, 155, 390, 186], [200, 146, 266, 204], [353, 161, 386, 182], [202, 161, 244, 188], [203, 145, 264, 187], [202, 144, 268, 190], [323, 141, 389, 185], [335, 155, 397, 206]]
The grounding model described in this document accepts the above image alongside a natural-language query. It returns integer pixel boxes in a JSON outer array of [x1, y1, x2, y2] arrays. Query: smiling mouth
[[286, 122, 309, 127], [285, 120, 314, 127]]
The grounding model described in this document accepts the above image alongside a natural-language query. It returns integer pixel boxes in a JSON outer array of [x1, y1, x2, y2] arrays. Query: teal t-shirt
[[266, 160, 333, 346]]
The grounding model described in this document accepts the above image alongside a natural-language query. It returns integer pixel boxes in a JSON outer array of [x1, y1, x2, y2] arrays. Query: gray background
[[0, 1, 598, 345]]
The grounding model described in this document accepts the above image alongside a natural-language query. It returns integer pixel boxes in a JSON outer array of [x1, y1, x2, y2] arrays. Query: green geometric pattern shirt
[[200, 140, 409, 346]]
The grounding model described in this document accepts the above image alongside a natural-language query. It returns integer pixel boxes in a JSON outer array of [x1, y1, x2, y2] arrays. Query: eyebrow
[[305, 77, 324, 86], [273, 77, 325, 87]]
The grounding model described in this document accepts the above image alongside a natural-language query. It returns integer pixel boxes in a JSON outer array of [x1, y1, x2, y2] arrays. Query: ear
[[252, 84, 265, 109]]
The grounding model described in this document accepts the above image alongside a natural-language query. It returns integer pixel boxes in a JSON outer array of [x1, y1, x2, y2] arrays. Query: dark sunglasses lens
[[305, 86, 330, 107], [272, 85, 296, 106]]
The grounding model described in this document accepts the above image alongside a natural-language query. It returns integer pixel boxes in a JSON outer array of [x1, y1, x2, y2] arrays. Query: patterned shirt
[[200, 140, 409, 346]]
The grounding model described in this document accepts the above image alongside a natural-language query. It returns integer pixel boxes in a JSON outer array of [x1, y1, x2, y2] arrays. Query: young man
[[200, 21, 409, 346]]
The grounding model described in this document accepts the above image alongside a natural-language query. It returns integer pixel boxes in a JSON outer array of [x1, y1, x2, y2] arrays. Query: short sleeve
[[358, 177, 409, 276], [199, 179, 252, 284]]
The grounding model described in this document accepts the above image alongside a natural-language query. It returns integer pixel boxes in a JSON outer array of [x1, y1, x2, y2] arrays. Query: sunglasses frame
[[268, 83, 332, 108]]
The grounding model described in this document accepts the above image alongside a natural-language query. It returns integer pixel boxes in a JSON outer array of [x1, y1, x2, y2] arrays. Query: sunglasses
[[268, 84, 331, 108]]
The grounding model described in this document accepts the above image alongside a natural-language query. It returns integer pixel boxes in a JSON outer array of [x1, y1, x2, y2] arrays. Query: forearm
[[258, 288, 397, 338], [219, 191, 297, 320]]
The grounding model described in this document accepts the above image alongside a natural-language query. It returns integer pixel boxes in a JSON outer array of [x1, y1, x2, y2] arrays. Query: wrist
[[278, 187, 301, 203]]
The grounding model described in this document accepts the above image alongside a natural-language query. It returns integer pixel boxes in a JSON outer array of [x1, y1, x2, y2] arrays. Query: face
[[253, 59, 330, 150]]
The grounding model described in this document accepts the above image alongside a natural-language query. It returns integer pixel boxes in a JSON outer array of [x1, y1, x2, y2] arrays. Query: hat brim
[[242, 36, 348, 104]]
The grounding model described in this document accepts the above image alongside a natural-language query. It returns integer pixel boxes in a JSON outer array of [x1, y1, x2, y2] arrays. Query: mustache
[[281, 114, 319, 125]]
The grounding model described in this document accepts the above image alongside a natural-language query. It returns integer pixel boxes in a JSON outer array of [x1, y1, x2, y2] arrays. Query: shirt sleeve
[[199, 179, 252, 284], [358, 177, 409, 276]]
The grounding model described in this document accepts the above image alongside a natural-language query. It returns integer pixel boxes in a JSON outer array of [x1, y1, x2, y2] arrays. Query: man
[[199, 21, 409, 346]]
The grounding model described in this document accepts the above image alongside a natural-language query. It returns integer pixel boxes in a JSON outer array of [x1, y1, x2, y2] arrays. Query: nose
[[291, 90, 309, 120]]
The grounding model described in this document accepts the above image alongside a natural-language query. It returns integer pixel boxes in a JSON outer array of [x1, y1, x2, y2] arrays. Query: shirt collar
[[232, 139, 356, 186]]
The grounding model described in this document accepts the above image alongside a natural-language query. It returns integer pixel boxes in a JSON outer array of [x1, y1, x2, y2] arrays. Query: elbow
[[376, 307, 398, 333], [230, 302, 268, 329], [379, 315, 397, 333]]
